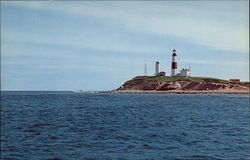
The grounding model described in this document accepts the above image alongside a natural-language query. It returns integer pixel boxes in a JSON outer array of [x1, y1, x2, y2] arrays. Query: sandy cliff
[[115, 76, 249, 94]]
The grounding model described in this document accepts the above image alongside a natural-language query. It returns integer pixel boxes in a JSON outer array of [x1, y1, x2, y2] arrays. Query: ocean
[[1, 92, 250, 160]]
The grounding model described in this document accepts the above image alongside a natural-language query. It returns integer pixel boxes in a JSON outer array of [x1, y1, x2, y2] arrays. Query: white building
[[177, 68, 191, 77]]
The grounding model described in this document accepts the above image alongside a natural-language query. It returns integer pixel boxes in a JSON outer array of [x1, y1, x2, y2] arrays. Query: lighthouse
[[171, 49, 177, 76]]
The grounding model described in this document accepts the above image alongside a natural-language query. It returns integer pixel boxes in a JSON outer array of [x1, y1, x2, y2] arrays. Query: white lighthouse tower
[[171, 49, 178, 76]]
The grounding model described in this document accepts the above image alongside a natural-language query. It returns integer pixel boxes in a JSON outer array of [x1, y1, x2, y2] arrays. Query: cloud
[[1, 30, 162, 55], [4, 1, 249, 53]]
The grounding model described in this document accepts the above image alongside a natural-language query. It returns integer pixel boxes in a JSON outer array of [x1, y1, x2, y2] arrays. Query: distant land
[[110, 76, 250, 94]]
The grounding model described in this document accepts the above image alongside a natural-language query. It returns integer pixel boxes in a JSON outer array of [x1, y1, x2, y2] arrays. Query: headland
[[111, 76, 250, 94], [108, 49, 249, 94]]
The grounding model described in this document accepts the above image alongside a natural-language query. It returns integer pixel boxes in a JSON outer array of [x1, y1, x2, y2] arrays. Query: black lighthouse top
[[172, 49, 177, 56]]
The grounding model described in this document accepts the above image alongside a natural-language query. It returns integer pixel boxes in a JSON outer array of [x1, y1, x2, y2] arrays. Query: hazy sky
[[1, 1, 249, 91]]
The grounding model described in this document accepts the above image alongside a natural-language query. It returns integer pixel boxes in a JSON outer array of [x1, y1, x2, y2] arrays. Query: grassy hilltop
[[145, 76, 229, 83]]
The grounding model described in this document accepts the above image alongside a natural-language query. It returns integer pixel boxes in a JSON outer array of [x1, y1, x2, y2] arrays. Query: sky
[[1, 1, 249, 91]]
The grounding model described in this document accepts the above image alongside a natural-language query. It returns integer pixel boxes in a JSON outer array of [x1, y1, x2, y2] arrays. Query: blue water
[[1, 92, 250, 160]]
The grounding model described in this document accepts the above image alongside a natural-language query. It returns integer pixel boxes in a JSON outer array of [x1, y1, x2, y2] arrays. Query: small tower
[[144, 63, 147, 76], [189, 64, 191, 76], [171, 49, 177, 76], [155, 61, 159, 76]]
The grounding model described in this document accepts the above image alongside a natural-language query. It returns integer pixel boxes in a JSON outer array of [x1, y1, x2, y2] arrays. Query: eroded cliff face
[[117, 76, 249, 91]]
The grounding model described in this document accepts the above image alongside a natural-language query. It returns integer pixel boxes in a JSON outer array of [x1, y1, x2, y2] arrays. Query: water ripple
[[1, 92, 249, 159]]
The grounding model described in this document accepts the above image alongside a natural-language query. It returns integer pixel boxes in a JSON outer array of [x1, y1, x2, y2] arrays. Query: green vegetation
[[145, 76, 229, 83]]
